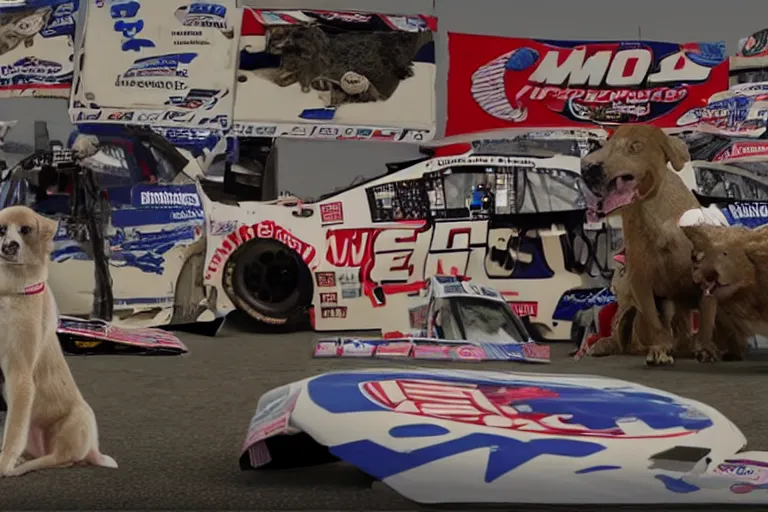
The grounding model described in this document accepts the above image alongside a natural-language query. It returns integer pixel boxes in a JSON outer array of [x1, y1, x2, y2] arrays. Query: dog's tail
[[86, 449, 118, 469]]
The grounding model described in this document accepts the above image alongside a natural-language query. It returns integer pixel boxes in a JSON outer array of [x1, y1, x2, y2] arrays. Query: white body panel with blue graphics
[[241, 368, 768, 505], [69, 0, 241, 129]]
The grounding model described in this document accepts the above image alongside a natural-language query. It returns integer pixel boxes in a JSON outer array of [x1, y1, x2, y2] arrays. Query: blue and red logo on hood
[[446, 34, 729, 137]]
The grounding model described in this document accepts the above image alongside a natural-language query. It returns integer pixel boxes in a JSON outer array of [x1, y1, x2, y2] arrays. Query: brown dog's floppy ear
[[661, 135, 690, 172], [36, 214, 59, 242]]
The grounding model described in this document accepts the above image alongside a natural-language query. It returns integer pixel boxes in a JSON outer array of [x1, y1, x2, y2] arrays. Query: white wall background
[[2, 0, 766, 196]]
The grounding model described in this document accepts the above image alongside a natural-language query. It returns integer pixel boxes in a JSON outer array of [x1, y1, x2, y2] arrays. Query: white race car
[[240, 368, 768, 505], [0, 125, 621, 341]]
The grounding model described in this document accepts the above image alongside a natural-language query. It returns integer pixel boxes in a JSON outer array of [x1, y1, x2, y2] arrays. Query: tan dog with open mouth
[[682, 223, 762, 361], [0, 205, 117, 476], [580, 125, 704, 365]]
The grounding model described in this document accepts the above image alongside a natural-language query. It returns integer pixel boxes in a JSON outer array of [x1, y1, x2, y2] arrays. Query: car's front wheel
[[223, 239, 313, 325]]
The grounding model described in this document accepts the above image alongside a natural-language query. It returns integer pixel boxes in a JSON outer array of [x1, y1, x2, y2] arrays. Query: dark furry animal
[[265, 24, 431, 106], [681, 224, 764, 361]]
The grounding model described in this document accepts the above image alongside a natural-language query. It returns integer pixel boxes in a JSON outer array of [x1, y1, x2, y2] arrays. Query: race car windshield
[[438, 296, 529, 343]]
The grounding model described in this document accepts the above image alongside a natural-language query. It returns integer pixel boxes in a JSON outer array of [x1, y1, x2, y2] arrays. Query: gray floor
[[1, 315, 767, 510]]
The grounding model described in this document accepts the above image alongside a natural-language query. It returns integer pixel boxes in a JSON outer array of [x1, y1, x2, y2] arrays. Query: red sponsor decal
[[713, 142, 768, 162], [445, 33, 729, 136], [315, 272, 336, 287], [690, 310, 700, 334], [320, 202, 344, 225], [408, 305, 429, 329], [453, 345, 487, 360], [314, 341, 341, 357], [321, 306, 347, 319], [509, 301, 538, 317], [522, 343, 551, 361], [375, 341, 413, 357], [324, 224, 429, 307], [363, 379, 695, 439], [412, 344, 452, 360], [319, 292, 338, 304], [205, 220, 317, 280]]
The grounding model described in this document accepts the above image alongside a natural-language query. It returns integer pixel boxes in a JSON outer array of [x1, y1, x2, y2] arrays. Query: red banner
[[446, 33, 730, 137]]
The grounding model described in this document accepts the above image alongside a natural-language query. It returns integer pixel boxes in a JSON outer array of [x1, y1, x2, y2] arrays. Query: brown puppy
[[0, 206, 117, 476], [683, 224, 762, 361], [581, 125, 702, 365]]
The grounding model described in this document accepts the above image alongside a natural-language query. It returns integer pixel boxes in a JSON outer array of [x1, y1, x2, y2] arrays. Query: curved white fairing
[[242, 368, 768, 505]]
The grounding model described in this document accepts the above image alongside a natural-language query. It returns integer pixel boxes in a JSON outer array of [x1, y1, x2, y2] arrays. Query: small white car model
[[313, 275, 550, 362]]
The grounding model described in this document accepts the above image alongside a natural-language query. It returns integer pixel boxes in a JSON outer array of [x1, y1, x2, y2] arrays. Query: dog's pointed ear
[[36, 214, 58, 242], [661, 135, 690, 172], [680, 225, 709, 249]]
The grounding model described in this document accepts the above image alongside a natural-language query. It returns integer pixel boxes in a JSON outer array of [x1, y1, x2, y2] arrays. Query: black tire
[[223, 239, 313, 325]]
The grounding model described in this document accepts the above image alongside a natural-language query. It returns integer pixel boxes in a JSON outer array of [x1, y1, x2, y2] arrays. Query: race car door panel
[[85, 139, 205, 316]]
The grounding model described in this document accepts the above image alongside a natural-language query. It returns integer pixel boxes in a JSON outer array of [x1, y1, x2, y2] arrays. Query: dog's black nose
[[581, 162, 606, 191], [1, 241, 19, 256]]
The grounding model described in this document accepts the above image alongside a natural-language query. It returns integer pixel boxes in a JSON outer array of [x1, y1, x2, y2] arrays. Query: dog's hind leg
[[4, 454, 73, 477]]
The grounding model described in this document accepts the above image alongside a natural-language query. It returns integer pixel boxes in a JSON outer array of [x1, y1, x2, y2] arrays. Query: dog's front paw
[[588, 337, 620, 357], [694, 343, 721, 363], [0, 457, 19, 477], [646, 346, 675, 366]]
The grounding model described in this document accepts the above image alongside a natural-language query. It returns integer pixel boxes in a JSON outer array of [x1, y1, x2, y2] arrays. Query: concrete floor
[[1, 315, 767, 511]]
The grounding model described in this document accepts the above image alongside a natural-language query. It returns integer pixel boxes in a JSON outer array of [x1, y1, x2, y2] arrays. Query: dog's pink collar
[[22, 282, 45, 295]]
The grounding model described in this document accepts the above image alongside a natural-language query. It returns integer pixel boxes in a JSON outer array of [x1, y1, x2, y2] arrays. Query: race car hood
[[239, 368, 768, 505]]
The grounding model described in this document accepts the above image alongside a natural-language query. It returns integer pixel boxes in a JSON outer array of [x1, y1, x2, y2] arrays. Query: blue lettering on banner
[[40, 1, 78, 38], [723, 202, 768, 229], [110, 0, 156, 52], [112, 207, 205, 227], [174, 3, 228, 29], [115, 53, 196, 90], [131, 184, 201, 208]]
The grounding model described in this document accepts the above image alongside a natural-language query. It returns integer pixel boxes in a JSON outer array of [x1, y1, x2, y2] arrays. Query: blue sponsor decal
[[174, 2, 227, 29], [552, 287, 616, 322], [131, 184, 201, 208], [116, 53, 195, 91], [112, 207, 204, 227], [441, 284, 464, 294], [150, 126, 221, 158], [0, 57, 70, 88], [196, 113, 229, 128], [722, 202, 768, 229], [388, 424, 449, 438], [51, 225, 198, 274], [40, 0, 77, 37], [655, 474, 701, 494], [308, 371, 713, 426], [110, 0, 156, 52], [332, 433, 605, 483]]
